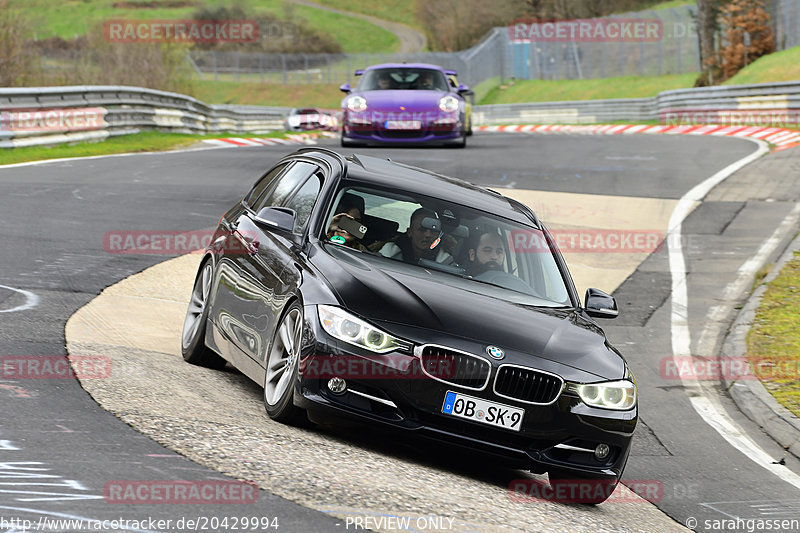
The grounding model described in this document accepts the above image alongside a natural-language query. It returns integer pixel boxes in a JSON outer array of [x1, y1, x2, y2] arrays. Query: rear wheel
[[181, 260, 227, 369], [263, 301, 306, 424]]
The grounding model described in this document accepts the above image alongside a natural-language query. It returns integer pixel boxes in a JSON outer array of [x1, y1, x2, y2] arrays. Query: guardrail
[[0, 86, 290, 148], [474, 81, 800, 128], [473, 97, 657, 125], [4, 81, 800, 148]]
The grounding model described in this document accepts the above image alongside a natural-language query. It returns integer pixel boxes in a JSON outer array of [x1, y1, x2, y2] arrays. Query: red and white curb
[[203, 131, 337, 148], [477, 124, 800, 152]]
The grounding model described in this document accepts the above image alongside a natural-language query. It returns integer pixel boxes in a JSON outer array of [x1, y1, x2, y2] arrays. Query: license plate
[[385, 120, 421, 130], [441, 391, 524, 432]]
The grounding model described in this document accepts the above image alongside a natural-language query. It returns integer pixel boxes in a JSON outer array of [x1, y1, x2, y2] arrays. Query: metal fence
[[184, 2, 800, 88], [775, 0, 800, 49], [186, 27, 510, 89], [508, 5, 700, 80]]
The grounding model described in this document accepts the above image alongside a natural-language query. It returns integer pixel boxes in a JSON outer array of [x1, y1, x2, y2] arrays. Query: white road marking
[[697, 203, 800, 356], [0, 285, 39, 313], [668, 138, 800, 489]]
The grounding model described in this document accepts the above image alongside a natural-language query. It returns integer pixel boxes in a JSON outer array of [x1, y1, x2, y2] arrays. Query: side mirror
[[457, 84, 471, 95], [339, 83, 351, 93], [252, 207, 295, 233], [584, 288, 618, 319]]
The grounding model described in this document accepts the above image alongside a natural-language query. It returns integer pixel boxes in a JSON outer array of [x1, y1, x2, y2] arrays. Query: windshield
[[322, 185, 571, 307], [358, 67, 450, 92]]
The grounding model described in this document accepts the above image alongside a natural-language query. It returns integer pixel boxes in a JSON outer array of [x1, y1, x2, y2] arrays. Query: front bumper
[[296, 308, 637, 479], [341, 112, 463, 144]]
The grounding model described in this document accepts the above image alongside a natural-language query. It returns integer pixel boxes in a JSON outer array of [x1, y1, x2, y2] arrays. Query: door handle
[[233, 230, 260, 255]]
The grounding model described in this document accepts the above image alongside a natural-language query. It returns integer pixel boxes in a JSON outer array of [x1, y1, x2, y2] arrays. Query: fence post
[[327, 55, 331, 84], [213, 51, 218, 81], [282, 55, 287, 84], [498, 31, 505, 84], [304, 54, 310, 84], [259, 54, 264, 83]]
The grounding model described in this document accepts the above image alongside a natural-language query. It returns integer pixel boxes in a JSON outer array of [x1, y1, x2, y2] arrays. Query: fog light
[[594, 443, 611, 460], [328, 377, 347, 394]]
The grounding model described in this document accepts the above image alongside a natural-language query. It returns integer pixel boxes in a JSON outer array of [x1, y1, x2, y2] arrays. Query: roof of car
[[364, 63, 446, 71], [340, 153, 539, 226]]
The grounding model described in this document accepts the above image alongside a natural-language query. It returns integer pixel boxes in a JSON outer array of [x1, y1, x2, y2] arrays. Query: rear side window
[[251, 161, 316, 212], [285, 173, 323, 233], [244, 163, 288, 209]]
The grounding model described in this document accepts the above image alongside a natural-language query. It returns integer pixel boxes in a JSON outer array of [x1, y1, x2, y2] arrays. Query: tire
[[447, 131, 466, 148], [341, 133, 356, 147], [547, 469, 619, 505], [466, 117, 473, 136], [263, 301, 306, 424], [181, 260, 227, 369]]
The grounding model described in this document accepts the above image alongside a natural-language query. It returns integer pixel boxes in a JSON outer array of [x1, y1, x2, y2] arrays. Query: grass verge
[[193, 81, 343, 108], [11, 0, 398, 53], [304, 0, 420, 29], [746, 250, 800, 417], [478, 73, 698, 104], [725, 46, 800, 86], [0, 130, 291, 166]]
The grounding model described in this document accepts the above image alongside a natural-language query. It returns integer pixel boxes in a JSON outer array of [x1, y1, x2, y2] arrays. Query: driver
[[376, 72, 393, 90], [379, 208, 454, 264], [467, 230, 506, 276], [418, 71, 435, 90]]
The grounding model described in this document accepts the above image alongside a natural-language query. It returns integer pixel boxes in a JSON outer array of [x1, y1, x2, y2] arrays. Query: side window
[[244, 163, 288, 208], [251, 161, 316, 212], [285, 173, 323, 233]]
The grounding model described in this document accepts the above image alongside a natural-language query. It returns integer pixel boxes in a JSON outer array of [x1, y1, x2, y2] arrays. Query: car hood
[[311, 246, 626, 380], [357, 90, 449, 111]]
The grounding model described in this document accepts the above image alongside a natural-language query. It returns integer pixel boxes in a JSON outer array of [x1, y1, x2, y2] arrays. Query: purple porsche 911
[[339, 63, 471, 148]]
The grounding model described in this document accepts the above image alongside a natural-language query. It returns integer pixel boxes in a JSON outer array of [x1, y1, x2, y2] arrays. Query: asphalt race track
[[1, 132, 799, 532]]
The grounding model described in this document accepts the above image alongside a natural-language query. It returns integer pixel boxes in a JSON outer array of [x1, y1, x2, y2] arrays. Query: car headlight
[[571, 380, 637, 410], [439, 95, 459, 113], [346, 96, 367, 112], [317, 305, 402, 354]]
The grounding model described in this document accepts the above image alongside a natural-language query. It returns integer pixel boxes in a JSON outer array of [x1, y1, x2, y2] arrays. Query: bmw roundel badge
[[486, 346, 504, 360]]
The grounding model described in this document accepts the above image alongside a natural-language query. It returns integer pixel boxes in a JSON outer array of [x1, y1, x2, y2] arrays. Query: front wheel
[[181, 260, 227, 369], [263, 301, 306, 424], [547, 469, 619, 504]]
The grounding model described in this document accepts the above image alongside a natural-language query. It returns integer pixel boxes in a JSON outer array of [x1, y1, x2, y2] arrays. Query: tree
[[717, 0, 774, 81], [695, 0, 719, 86], [695, 0, 774, 86]]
